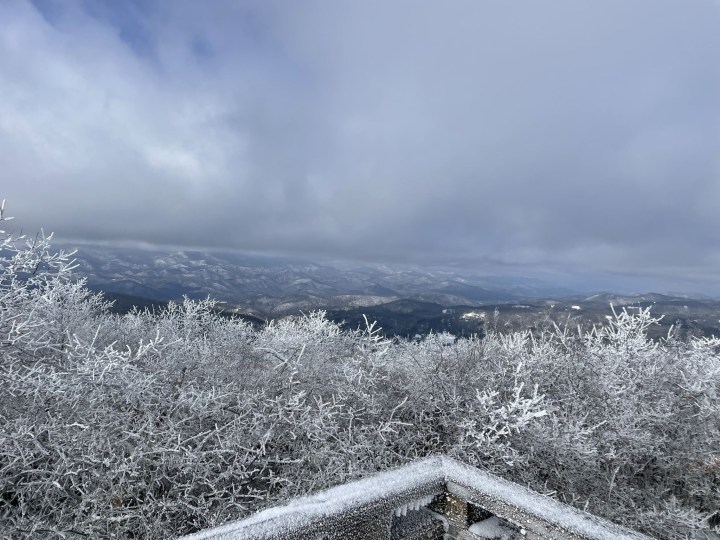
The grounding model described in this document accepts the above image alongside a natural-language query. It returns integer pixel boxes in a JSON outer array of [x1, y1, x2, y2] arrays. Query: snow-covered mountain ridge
[[63, 244, 575, 315]]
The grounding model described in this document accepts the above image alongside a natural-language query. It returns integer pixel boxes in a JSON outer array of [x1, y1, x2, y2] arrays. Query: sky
[[1, 0, 720, 294]]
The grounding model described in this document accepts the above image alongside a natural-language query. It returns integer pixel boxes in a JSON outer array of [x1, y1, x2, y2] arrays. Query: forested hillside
[[1, 218, 719, 539]]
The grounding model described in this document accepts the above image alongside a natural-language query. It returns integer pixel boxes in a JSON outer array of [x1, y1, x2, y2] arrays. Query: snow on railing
[[179, 455, 655, 540]]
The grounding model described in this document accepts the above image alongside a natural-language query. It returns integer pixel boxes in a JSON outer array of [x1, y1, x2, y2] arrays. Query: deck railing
[[179, 455, 654, 540]]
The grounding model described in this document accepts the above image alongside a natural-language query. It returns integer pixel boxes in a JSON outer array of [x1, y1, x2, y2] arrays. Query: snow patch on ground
[[468, 515, 519, 539]]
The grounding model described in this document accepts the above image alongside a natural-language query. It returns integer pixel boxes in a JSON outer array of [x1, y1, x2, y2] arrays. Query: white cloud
[[1, 0, 719, 291]]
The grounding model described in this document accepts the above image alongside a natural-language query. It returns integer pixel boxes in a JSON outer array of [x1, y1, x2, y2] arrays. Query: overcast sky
[[1, 1, 720, 294]]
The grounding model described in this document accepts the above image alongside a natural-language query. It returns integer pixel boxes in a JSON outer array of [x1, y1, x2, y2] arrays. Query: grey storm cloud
[[1, 0, 719, 291]]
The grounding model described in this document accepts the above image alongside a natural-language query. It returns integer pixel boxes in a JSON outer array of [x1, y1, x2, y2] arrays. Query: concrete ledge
[[179, 456, 654, 540]]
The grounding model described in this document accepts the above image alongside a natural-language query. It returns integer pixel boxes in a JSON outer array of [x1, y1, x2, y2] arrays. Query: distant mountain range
[[63, 244, 576, 316], [61, 243, 720, 339]]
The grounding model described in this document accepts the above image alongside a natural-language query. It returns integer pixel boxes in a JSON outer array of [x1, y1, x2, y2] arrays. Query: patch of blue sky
[[78, 0, 157, 61], [29, 0, 64, 27]]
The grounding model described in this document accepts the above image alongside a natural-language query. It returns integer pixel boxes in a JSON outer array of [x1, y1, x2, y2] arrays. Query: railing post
[[430, 493, 467, 539]]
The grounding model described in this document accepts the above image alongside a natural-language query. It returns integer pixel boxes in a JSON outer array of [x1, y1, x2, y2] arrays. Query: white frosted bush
[[1, 204, 718, 539]]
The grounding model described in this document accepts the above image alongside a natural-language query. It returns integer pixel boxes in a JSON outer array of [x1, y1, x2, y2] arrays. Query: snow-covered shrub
[[1, 203, 718, 539]]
